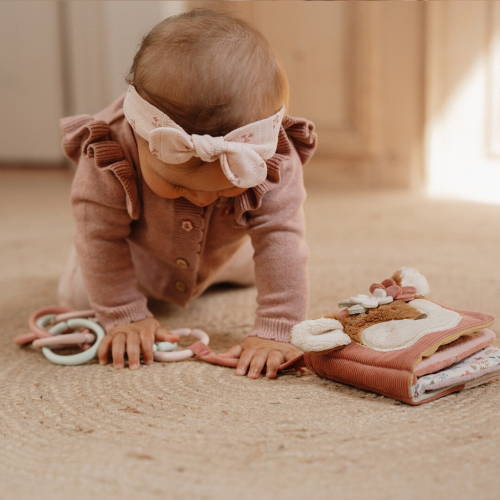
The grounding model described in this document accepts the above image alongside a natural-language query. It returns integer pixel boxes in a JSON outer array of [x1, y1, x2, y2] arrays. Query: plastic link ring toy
[[32, 332, 97, 350], [16, 307, 211, 366], [153, 328, 209, 362], [40, 316, 105, 366]]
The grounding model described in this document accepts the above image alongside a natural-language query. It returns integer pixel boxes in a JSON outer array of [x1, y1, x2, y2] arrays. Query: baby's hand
[[219, 336, 302, 379], [97, 317, 180, 369]]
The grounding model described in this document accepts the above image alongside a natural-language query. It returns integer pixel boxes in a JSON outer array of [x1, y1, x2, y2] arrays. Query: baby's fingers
[[127, 331, 141, 369], [112, 332, 126, 369], [265, 350, 284, 379], [219, 344, 243, 359], [140, 329, 155, 366], [154, 327, 180, 343], [247, 350, 268, 379], [285, 350, 300, 362], [98, 334, 114, 365], [235, 348, 257, 376]]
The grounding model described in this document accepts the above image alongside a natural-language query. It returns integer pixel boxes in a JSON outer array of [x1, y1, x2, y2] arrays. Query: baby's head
[[125, 9, 289, 206]]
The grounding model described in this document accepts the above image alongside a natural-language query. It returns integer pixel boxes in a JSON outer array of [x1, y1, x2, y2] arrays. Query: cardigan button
[[176, 258, 189, 269], [181, 220, 193, 232], [175, 280, 187, 293]]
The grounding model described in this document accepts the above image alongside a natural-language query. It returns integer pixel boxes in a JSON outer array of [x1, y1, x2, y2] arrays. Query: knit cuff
[[93, 297, 153, 331], [247, 317, 298, 343]]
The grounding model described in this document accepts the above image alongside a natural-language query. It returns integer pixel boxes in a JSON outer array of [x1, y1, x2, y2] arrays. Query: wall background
[[0, 1, 499, 201]]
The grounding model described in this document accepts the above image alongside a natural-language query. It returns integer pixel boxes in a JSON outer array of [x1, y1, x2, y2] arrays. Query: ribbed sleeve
[[246, 143, 309, 342], [70, 155, 153, 330]]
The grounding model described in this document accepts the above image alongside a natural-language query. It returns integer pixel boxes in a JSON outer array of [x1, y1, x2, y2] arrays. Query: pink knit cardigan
[[60, 94, 318, 341]]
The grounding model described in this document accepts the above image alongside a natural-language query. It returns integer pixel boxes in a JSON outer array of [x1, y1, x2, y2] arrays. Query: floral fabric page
[[412, 346, 500, 400]]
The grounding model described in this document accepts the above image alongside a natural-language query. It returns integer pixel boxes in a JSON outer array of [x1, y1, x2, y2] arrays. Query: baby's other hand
[[97, 317, 180, 370], [219, 336, 302, 379]]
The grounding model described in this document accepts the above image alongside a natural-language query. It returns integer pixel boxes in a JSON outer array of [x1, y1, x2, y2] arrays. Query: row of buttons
[[178, 219, 192, 292], [178, 210, 208, 292], [175, 258, 189, 293]]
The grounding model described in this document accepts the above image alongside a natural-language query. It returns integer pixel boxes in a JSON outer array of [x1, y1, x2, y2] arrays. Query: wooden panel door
[[426, 1, 500, 204], [189, 1, 425, 188]]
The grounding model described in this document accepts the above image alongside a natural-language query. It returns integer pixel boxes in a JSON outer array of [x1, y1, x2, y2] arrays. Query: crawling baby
[[57, 8, 317, 377]]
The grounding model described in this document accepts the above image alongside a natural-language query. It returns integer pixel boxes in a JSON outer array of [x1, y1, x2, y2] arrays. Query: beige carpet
[[1, 168, 500, 500]]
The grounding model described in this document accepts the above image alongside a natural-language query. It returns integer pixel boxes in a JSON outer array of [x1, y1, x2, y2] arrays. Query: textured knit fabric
[[59, 94, 317, 340]]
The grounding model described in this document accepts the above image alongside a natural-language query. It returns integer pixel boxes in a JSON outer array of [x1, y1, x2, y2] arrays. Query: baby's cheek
[[184, 191, 219, 206], [221, 187, 248, 197], [146, 179, 185, 199]]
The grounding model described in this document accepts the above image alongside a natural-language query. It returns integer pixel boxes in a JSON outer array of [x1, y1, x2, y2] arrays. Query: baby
[[57, 9, 317, 378]]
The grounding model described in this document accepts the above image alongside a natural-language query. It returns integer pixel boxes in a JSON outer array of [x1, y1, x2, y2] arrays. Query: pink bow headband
[[123, 85, 285, 188]]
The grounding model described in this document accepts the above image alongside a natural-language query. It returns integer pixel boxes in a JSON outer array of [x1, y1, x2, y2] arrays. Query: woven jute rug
[[1, 169, 499, 500]]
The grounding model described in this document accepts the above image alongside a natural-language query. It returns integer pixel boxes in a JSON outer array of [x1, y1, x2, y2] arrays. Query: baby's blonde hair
[[126, 8, 289, 137]]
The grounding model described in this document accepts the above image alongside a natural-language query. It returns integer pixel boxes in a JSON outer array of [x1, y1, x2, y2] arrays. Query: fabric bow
[[123, 85, 285, 188]]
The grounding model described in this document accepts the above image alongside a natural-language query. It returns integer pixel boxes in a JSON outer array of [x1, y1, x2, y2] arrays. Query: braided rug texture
[[1, 169, 499, 500]]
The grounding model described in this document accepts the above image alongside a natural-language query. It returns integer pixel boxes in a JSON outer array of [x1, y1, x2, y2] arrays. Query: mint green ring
[[36, 314, 56, 329], [153, 342, 178, 352], [42, 318, 105, 366]]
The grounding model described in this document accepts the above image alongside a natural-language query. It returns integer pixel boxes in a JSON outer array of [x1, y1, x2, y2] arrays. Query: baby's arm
[[70, 150, 176, 368], [220, 143, 308, 378], [71, 157, 149, 326]]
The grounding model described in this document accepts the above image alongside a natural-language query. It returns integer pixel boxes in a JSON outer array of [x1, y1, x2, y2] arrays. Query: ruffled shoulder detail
[[282, 115, 317, 166], [60, 111, 140, 220], [234, 115, 317, 226]]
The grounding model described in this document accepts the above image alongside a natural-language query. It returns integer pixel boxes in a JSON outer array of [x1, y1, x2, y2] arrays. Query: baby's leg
[[209, 237, 255, 286], [57, 245, 91, 309]]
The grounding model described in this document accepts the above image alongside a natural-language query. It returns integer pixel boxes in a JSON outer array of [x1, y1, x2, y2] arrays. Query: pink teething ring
[[14, 306, 75, 346], [29, 306, 74, 339], [52, 309, 95, 324], [32, 332, 96, 349], [153, 328, 210, 362]]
